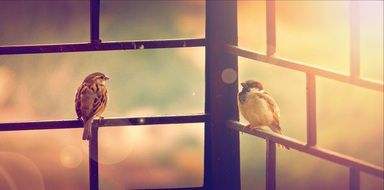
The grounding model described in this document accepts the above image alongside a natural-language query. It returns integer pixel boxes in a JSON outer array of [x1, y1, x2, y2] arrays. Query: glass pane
[[275, 1, 349, 72], [238, 1, 266, 53], [0, 48, 205, 122], [317, 78, 383, 166], [0, 1, 88, 45], [100, 1, 205, 41], [240, 134, 349, 190], [359, 1, 384, 81], [98, 124, 204, 189], [361, 172, 384, 190], [0, 129, 89, 190]]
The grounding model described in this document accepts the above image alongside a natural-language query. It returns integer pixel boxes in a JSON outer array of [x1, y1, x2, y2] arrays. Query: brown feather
[[238, 81, 289, 150], [75, 72, 108, 141]]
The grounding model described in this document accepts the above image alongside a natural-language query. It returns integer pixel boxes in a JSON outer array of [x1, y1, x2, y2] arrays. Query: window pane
[[360, 1, 384, 81], [238, 1, 266, 53], [100, 1, 205, 41], [275, 1, 350, 72], [0, 48, 205, 122], [98, 124, 204, 189], [0, 129, 89, 190], [317, 78, 383, 166], [0, 1, 88, 45]]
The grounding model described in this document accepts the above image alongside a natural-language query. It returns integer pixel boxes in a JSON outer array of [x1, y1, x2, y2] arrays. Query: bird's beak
[[241, 82, 247, 88], [105, 76, 110, 80]]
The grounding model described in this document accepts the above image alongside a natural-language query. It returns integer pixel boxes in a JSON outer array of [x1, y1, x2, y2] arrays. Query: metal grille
[[226, 1, 384, 190], [0, 1, 383, 190], [0, 1, 207, 190], [0, 0, 239, 190]]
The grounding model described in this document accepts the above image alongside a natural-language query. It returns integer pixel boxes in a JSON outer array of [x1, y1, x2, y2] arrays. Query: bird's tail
[[270, 125, 290, 150], [82, 119, 93, 141]]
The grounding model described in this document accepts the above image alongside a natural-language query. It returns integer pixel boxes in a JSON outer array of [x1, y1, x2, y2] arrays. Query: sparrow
[[238, 80, 289, 149], [75, 72, 109, 141]]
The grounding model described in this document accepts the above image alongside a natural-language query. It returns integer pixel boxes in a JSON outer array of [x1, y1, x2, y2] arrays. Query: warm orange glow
[[238, 1, 382, 189], [60, 146, 83, 168], [0, 1, 382, 190]]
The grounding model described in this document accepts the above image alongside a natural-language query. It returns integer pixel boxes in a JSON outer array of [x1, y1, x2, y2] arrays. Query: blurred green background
[[0, 1, 383, 190]]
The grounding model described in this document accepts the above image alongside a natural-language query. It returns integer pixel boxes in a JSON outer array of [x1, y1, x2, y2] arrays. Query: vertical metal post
[[350, 1, 360, 79], [306, 73, 317, 146], [89, 124, 99, 190], [266, 140, 276, 190], [350, 167, 360, 190], [89, 1, 100, 189], [205, 0, 240, 189], [266, 0, 276, 56], [90, 0, 101, 43]]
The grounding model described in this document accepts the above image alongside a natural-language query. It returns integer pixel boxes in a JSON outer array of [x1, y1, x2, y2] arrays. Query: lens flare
[[221, 68, 237, 84], [59, 146, 83, 169], [0, 152, 45, 190]]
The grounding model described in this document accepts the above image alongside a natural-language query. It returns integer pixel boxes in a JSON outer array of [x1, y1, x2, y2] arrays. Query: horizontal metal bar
[[225, 45, 383, 92], [131, 187, 204, 190], [0, 114, 207, 131], [227, 120, 384, 179], [0, 38, 205, 55]]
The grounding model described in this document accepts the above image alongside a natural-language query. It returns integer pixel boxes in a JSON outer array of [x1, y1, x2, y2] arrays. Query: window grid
[[0, 1, 383, 190], [226, 1, 383, 190], [0, 0, 211, 189]]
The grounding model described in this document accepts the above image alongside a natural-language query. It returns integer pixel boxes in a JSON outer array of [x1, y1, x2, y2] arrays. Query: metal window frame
[[226, 1, 384, 190], [0, 0, 240, 190], [1, 1, 383, 190]]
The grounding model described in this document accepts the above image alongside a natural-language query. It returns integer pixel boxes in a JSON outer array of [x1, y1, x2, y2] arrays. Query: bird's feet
[[97, 116, 104, 125]]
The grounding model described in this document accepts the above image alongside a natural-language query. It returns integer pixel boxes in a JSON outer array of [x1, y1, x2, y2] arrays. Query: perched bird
[[75, 72, 109, 141], [238, 80, 289, 149]]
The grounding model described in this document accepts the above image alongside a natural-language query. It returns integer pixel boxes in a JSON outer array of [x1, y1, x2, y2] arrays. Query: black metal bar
[[350, 167, 360, 190], [225, 45, 384, 92], [90, 0, 101, 43], [227, 121, 384, 179], [89, 123, 99, 190], [266, 0, 276, 56], [266, 139, 276, 190], [0, 38, 205, 55], [0, 114, 207, 131], [350, 1, 360, 79], [306, 73, 317, 146], [205, 0, 240, 190], [128, 187, 204, 190]]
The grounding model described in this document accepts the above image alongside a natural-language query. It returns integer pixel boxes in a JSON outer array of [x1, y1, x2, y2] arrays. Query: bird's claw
[[97, 116, 104, 124]]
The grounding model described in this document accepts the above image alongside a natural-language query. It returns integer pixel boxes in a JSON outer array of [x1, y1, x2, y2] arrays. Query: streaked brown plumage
[[75, 72, 109, 140], [238, 80, 289, 149]]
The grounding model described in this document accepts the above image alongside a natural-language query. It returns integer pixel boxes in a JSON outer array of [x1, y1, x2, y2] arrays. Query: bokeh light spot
[[221, 68, 237, 84], [60, 146, 83, 169]]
